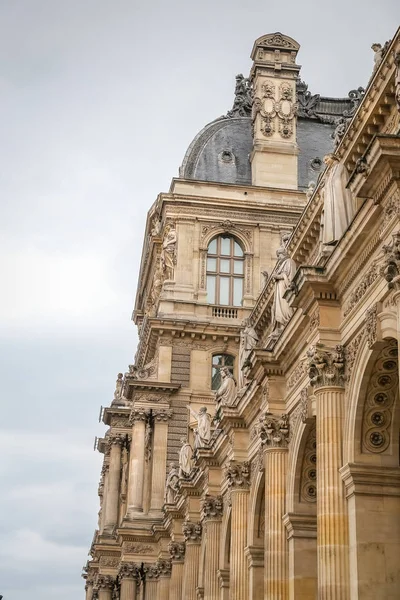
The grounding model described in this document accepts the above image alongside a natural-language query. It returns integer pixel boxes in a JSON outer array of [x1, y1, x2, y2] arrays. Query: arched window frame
[[205, 235, 245, 307]]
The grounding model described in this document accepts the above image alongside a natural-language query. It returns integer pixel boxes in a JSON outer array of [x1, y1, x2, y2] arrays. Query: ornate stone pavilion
[[83, 29, 400, 600]]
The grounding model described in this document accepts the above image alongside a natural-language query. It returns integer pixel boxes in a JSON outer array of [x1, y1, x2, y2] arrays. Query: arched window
[[211, 354, 234, 390], [206, 236, 244, 306]]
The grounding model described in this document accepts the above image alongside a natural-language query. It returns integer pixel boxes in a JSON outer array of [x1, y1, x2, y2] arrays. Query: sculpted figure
[[178, 437, 193, 477], [114, 373, 123, 399], [371, 43, 384, 73], [151, 216, 162, 237], [321, 154, 354, 245], [188, 406, 212, 450], [160, 225, 177, 279], [238, 319, 258, 388], [271, 237, 296, 332], [120, 446, 128, 497], [164, 462, 179, 504], [215, 367, 237, 408]]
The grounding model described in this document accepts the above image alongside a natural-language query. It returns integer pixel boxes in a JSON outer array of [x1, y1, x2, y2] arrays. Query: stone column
[[85, 578, 94, 600], [119, 563, 139, 600], [99, 463, 109, 533], [308, 345, 349, 599], [226, 462, 250, 600], [156, 560, 171, 600], [127, 408, 149, 514], [97, 576, 114, 600], [103, 434, 123, 534], [168, 541, 185, 599], [259, 413, 290, 599], [182, 520, 202, 600], [145, 563, 160, 600], [202, 495, 223, 600], [150, 408, 172, 512]]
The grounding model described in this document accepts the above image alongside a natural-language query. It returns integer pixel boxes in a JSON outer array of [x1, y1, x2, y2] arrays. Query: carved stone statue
[[188, 406, 212, 450], [306, 181, 315, 201], [151, 216, 162, 237], [114, 373, 123, 399], [178, 437, 193, 478], [371, 43, 384, 73], [271, 237, 296, 333], [227, 74, 253, 118], [332, 117, 348, 149], [238, 319, 258, 388], [120, 447, 128, 497], [321, 154, 355, 245], [160, 224, 177, 280], [215, 367, 237, 408], [164, 462, 179, 504]]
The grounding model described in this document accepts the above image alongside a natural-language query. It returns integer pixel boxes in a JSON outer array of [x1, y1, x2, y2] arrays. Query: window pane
[[208, 238, 217, 254], [224, 355, 234, 367], [207, 257, 217, 272], [233, 278, 243, 306], [220, 259, 230, 273], [233, 260, 243, 274], [212, 354, 223, 367], [207, 275, 216, 304], [234, 241, 243, 257], [221, 237, 231, 255], [219, 277, 230, 305]]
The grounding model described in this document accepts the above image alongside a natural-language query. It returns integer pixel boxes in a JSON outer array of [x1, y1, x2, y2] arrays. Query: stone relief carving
[[127, 355, 158, 381], [164, 462, 180, 504], [344, 331, 365, 382], [320, 154, 355, 246], [144, 419, 152, 462], [100, 556, 120, 568], [168, 541, 186, 561], [153, 408, 173, 421], [202, 495, 223, 519], [381, 231, 400, 292], [144, 563, 160, 580], [362, 340, 398, 454], [259, 413, 290, 448], [178, 437, 193, 478], [343, 263, 379, 317], [200, 220, 252, 247], [287, 359, 308, 390], [290, 388, 309, 434], [123, 543, 153, 554], [226, 461, 251, 489], [365, 304, 379, 349], [226, 74, 253, 118], [277, 82, 297, 138], [160, 223, 177, 280], [252, 80, 296, 138], [307, 345, 345, 388], [300, 424, 317, 503], [182, 520, 202, 542], [187, 406, 212, 450]]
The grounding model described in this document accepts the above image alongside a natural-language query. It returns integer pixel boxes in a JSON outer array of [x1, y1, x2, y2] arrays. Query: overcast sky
[[0, 1, 398, 598]]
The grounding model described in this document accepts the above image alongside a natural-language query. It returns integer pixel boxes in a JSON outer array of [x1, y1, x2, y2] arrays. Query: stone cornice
[[340, 462, 400, 498], [282, 512, 317, 539]]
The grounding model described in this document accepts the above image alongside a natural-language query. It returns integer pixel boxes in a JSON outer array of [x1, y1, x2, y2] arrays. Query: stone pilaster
[[150, 408, 173, 512], [156, 560, 171, 600], [127, 408, 149, 514], [259, 413, 290, 599], [226, 461, 250, 600], [97, 575, 114, 600], [103, 434, 123, 534], [182, 520, 202, 600], [307, 345, 350, 599], [202, 495, 223, 600], [168, 541, 185, 600], [119, 563, 139, 600]]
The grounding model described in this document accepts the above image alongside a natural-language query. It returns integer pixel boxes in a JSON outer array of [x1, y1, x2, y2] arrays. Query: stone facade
[[83, 30, 400, 600]]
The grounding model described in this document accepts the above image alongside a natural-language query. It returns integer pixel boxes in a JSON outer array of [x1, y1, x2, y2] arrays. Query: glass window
[[212, 354, 234, 390], [206, 236, 244, 307]]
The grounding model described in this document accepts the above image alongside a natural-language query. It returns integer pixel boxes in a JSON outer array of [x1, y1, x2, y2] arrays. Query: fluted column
[[103, 434, 123, 534], [202, 495, 223, 600], [127, 408, 149, 514], [145, 563, 160, 600], [156, 560, 171, 600], [99, 463, 109, 533], [308, 345, 349, 599], [226, 462, 250, 600], [182, 520, 202, 600], [169, 541, 185, 599], [150, 408, 172, 512], [85, 579, 94, 600], [119, 563, 139, 600], [259, 413, 290, 599], [97, 576, 114, 600]]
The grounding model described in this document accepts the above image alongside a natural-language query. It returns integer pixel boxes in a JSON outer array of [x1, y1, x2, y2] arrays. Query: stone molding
[[168, 541, 186, 561], [340, 462, 400, 498], [202, 494, 223, 519], [226, 460, 251, 490], [282, 512, 317, 539], [307, 345, 345, 389], [182, 520, 202, 542], [259, 413, 290, 448]]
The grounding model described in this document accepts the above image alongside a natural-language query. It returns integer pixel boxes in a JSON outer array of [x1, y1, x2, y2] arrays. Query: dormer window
[[206, 236, 244, 306]]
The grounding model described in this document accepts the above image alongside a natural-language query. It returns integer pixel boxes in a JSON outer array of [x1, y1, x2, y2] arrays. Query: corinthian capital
[[157, 559, 172, 577], [381, 231, 400, 292], [202, 495, 223, 519], [153, 408, 173, 421], [168, 541, 186, 561], [259, 412, 290, 448], [118, 562, 140, 580], [182, 520, 202, 542], [307, 344, 345, 388], [226, 460, 251, 489], [129, 407, 149, 424], [97, 575, 115, 590]]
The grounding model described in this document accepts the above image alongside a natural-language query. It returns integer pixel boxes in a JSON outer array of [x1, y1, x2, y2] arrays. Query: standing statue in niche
[[238, 319, 258, 388], [270, 235, 297, 334], [120, 446, 129, 497], [178, 438, 193, 478], [164, 463, 180, 504], [321, 154, 354, 245], [160, 224, 177, 280], [187, 406, 212, 451], [215, 367, 237, 409]]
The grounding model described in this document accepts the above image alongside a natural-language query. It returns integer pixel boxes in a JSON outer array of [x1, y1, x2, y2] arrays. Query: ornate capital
[[381, 231, 400, 292], [168, 541, 186, 561], [202, 495, 223, 519], [118, 562, 140, 581], [108, 434, 124, 448], [97, 575, 115, 590], [307, 345, 345, 388], [144, 563, 160, 580], [153, 408, 173, 421], [156, 559, 172, 577], [182, 520, 202, 542], [226, 461, 251, 490], [129, 407, 150, 425], [259, 413, 290, 448]]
